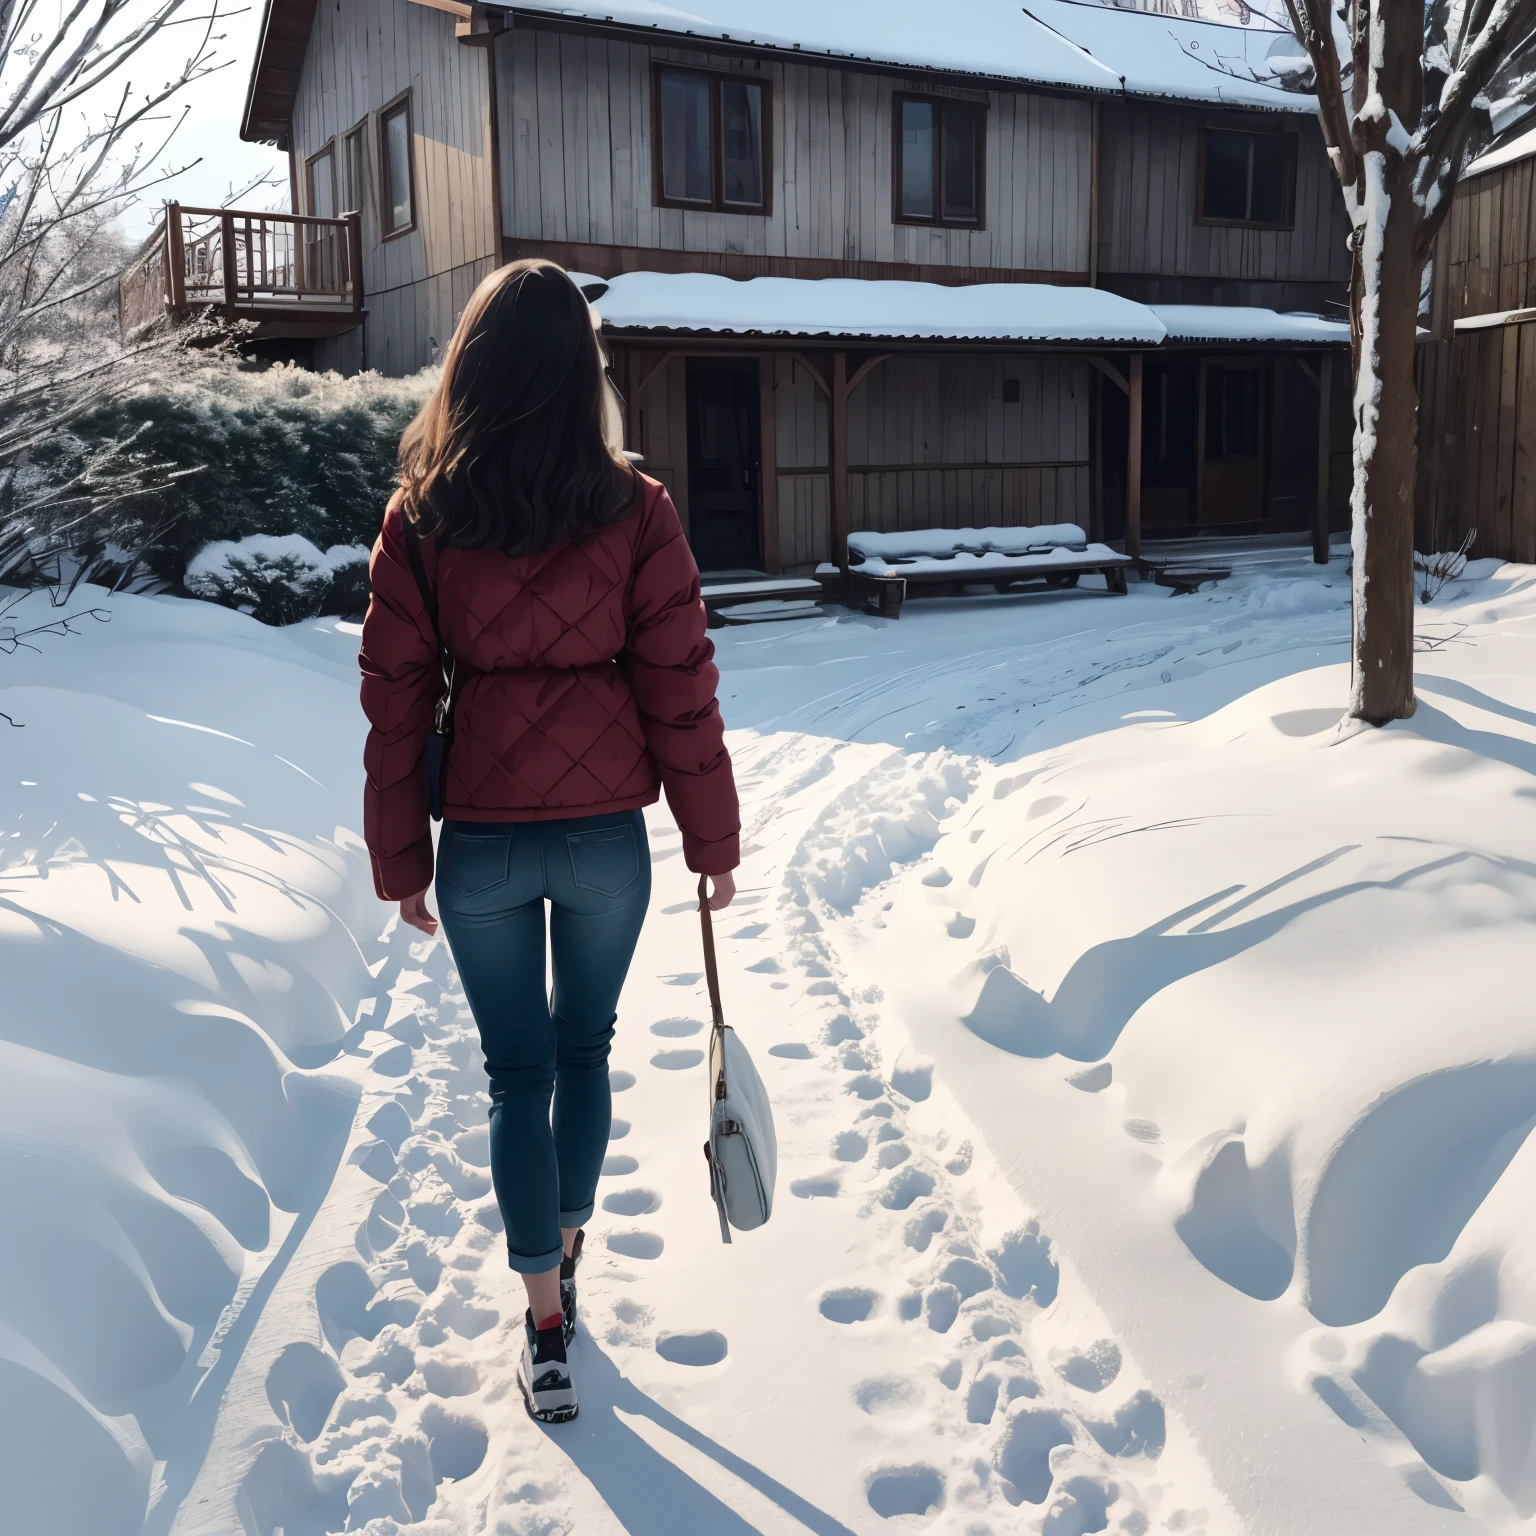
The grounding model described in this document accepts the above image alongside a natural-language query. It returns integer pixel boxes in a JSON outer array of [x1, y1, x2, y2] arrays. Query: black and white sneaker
[[518, 1309, 578, 1423], [559, 1230, 584, 1346]]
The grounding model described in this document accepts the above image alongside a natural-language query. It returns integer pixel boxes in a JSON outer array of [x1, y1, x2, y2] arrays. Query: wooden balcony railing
[[119, 201, 364, 341]]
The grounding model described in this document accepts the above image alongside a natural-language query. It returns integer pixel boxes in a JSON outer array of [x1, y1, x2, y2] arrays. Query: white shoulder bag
[[698, 875, 777, 1241]]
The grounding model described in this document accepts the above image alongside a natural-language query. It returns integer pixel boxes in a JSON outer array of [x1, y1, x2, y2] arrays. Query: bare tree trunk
[[1349, 2, 1422, 724]]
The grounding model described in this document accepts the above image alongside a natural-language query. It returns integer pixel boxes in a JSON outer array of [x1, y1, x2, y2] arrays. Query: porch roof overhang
[[1149, 303, 1351, 346], [586, 271, 1352, 351], [587, 271, 1168, 347]]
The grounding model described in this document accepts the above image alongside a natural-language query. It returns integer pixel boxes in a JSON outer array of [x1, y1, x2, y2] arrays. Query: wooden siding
[[290, 0, 499, 374], [1416, 324, 1536, 563], [629, 348, 1087, 573], [773, 355, 832, 572], [847, 354, 1090, 535], [1432, 158, 1536, 332], [1098, 102, 1350, 292], [496, 29, 1092, 275]]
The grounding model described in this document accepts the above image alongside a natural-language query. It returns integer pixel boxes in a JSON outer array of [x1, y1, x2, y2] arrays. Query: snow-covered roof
[[589, 271, 1352, 347], [506, 0, 1311, 111], [591, 271, 1169, 344], [1025, 0, 1306, 110], [1465, 121, 1536, 180], [1149, 304, 1350, 343]]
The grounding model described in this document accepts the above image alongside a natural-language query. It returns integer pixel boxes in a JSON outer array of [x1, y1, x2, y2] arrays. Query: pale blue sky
[[117, 0, 284, 238]]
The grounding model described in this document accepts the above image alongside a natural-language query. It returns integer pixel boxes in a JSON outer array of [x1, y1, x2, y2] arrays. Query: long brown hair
[[396, 259, 638, 552]]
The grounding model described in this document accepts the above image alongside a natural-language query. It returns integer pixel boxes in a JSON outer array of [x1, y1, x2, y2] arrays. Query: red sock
[[535, 1311, 564, 1332]]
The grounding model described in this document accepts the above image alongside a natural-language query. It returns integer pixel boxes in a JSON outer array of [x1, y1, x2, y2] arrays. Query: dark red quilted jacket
[[360, 475, 740, 899]]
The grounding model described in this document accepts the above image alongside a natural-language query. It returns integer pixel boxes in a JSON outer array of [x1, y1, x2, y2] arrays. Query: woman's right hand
[[703, 871, 736, 910], [399, 889, 439, 936]]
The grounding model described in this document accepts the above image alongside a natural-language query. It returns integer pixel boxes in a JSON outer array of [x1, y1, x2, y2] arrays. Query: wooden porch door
[[1199, 359, 1267, 525], [685, 360, 763, 571]]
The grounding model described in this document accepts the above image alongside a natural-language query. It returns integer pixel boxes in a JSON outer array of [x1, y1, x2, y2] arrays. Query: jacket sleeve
[[617, 485, 741, 874], [359, 497, 439, 900]]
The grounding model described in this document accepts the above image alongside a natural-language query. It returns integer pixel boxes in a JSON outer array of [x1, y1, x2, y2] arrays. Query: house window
[[1199, 127, 1296, 227], [341, 123, 366, 213], [654, 66, 770, 213], [895, 95, 985, 227], [380, 93, 415, 237], [306, 143, 336, 218]]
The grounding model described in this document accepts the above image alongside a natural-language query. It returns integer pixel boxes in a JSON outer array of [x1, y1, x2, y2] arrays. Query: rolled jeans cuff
[[506, 1241, 564, 1275], [559, 1199, 595, 1227]]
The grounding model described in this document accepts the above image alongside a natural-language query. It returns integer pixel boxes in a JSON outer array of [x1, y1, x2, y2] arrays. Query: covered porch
[[118, 202, 364, 343], [588, 271, 1350, 582], [591, 271, 1164, 580]]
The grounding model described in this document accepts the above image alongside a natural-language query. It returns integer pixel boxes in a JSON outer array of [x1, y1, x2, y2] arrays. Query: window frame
[[305, 139, 337, 219], [341, 120, 367, 215], [650, 63, 774, 216], [378, 89, 417, 241], [1195, 125, 1298, 231], [892, 92, 987, 231]]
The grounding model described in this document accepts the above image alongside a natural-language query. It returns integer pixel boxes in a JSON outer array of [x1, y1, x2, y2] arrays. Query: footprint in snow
[[904, 1208, 947, 1251], [853, 1376, 920, 1415], [655, 1330, 728, 1366], [601, 1153, 638, 1176], [602, 1187, 660, 1216], [866, 1466, 945, 1519], [606, 1229, 664, 1260], [650, 1017, 703, 1037], [417, 1358, 480, 1398], [880, 1167, 936, 1210], [1067, 1062, 1112, 1092], [661, 972, 702, 986], [791, 1172, 840, 1198], [820, 1287, 880, 1323], [769, 1042, 813, 1059], [1054, 1340, 1122, 1392], [1086, 1389, 1167, 1458], [651, 1048, 704, 1070], [994, 1406, 1074, 1505]]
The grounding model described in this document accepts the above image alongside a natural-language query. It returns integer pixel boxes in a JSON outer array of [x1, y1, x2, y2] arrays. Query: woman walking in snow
[[359, 259, 740, 1424]]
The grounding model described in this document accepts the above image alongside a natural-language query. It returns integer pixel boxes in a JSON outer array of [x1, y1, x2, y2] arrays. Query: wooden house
[[1417, 123, 1536, 563], [213, 0, 1355, 574]]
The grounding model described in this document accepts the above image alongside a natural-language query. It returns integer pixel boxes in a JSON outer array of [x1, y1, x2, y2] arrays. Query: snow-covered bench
[[837, 526, 1132, 618]]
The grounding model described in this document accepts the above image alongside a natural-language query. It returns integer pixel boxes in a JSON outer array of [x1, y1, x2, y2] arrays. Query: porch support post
[[831, 349, 849, 570], [165, 202, 185, 317], [347, 211, 364, 314], [1314, 353, 1333, 564], [220, 210, 238, 312], [1127, 351, 1143, 560], [759, 352, 780, 574]]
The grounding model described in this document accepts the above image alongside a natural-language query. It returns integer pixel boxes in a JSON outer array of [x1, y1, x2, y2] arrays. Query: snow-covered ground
[[4, 547, 1535, 1536]]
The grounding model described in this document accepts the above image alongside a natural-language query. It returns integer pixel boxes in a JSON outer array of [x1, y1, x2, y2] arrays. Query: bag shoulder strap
[[699, 872, 733, 1244], [698, 874, 726, 1036], [400, 515, 458, 719]]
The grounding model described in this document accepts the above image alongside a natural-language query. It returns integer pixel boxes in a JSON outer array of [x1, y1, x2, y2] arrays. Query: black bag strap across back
[[400, 518, 459, 732]]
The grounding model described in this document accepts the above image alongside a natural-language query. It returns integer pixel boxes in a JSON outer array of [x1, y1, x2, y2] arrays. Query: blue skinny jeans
[[435, 809, 650, 1273]]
